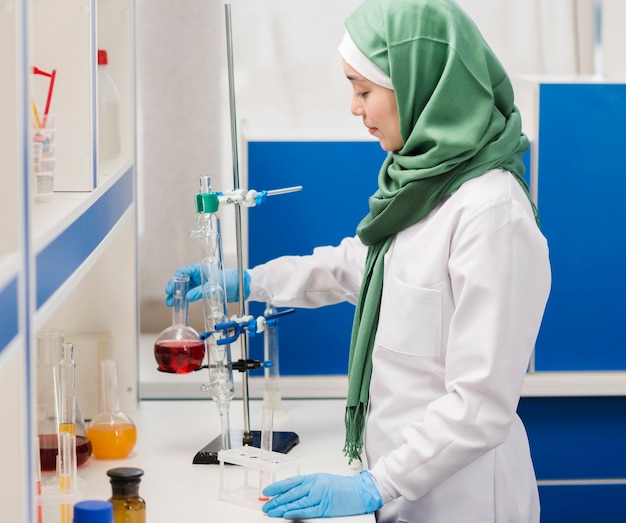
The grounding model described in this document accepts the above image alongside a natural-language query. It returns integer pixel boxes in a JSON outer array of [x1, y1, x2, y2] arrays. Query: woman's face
[[342, 59, 403, 152]]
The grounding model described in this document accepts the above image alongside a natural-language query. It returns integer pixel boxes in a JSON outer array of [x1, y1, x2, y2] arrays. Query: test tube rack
[[218, 446, 302, 511]]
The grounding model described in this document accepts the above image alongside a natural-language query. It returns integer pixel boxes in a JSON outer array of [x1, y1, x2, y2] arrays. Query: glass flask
[[37, 332, 92, 473], [87, 360, 137, 459], [107, 467, 146, 523], [153, 273, 205, 373]]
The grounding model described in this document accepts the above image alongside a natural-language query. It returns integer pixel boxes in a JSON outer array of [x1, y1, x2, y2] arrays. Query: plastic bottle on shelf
[[97, 49, 121, 164]]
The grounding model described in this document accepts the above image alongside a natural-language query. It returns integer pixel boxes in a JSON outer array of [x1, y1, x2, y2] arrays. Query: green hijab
[[343, 0, 535, 463]]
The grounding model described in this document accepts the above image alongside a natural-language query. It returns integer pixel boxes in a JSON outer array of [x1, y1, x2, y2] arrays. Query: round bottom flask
[[87, 360, 137, 460], [154, 274, 205, 373]]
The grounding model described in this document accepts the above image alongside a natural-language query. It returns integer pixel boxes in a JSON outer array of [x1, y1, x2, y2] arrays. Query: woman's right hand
[[164, 264, 250, 306]]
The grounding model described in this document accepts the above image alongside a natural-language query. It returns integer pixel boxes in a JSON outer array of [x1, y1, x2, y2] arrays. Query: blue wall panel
[[518, 396, 626, 480], [247, 140, 386, 376], [0, 277, 19, 354], [538, 484, 626, 523], [534, 84, 626, 371]]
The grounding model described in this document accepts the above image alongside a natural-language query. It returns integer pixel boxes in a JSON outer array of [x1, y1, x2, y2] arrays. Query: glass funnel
[[36, 332, 92, 474], [87, 360, 137, 459], [154, 273, 205, 373]]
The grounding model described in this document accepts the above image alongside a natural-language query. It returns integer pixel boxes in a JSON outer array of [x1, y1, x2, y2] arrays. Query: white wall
[[136, 0, 623, 324]]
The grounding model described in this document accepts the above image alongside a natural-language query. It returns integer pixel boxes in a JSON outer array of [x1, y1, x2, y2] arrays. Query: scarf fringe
[[343, 403, 367, 464]]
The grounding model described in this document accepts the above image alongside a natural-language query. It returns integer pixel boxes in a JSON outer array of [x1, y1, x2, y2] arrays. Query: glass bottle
[[73, 500, 114, 523], [36, 332, 92, 474], [107, 467, 146, 523], [153, 273, 205, 373], [87, 360, 137, 459]]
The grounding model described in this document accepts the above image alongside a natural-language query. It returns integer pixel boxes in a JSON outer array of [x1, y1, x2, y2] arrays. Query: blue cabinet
[[534, 83, 626, 371]]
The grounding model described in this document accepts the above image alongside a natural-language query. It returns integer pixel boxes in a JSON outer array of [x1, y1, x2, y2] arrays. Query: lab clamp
[[154, 4, 303, 478]]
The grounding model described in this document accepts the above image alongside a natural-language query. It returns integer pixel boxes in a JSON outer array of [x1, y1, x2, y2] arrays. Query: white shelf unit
[[0, 1, 137, 521]]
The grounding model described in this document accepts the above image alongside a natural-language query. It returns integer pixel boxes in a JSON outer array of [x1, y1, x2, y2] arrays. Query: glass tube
[[263, 303, 282, 411], [192, 176, 234, 450], [57, 342, 77, 436], [258, 405, 274, 501]]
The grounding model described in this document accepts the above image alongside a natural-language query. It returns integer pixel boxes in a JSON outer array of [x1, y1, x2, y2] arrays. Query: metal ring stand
[[192, 3, 299, 465]]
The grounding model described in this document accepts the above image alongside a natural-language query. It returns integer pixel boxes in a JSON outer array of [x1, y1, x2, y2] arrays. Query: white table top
[[49, 398, 375, 522]]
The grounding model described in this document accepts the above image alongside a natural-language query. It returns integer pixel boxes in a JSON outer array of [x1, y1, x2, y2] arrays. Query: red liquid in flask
[[154, 339, 205, 374], [38, 434, 92, 472]]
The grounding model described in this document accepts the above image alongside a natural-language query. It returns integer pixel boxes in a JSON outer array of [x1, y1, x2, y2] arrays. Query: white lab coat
[[248, 169, 551, 523]]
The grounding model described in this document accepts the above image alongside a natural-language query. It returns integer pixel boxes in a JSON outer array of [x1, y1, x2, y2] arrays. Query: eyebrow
[[346, 74, 367, 82]]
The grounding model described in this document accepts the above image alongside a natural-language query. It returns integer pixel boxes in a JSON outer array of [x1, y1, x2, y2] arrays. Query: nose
[[350, 96, 364, 117]]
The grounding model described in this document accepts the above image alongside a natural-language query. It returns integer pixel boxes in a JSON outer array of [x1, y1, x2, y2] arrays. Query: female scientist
[[166, 0, 551, 520]]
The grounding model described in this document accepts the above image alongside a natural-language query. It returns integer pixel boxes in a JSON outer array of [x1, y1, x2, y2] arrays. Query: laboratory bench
[[52, 399, 374, 523]]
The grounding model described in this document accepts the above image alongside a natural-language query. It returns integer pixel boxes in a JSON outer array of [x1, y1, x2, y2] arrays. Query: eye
[[355, 91, 369, 99]]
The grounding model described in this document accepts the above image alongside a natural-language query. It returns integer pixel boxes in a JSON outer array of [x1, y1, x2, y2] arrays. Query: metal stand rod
[[224, 2, 252, 445]]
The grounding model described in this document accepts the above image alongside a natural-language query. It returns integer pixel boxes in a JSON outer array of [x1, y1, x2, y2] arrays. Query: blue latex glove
[[164, 264, 250, 306], [261, 471, 382, 519]]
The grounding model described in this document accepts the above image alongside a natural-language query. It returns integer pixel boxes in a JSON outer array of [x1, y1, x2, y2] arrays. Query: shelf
[[522, 372, 626, 397], [31, 156, 133, 252], [33, 160, 134, 326]]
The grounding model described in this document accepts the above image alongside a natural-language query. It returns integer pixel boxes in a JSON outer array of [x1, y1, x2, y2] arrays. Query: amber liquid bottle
[[107, 467, 146, 523]]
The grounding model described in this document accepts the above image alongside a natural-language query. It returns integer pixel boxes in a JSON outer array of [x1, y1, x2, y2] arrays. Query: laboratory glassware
[[192, 175, 234, 450], [97, 49, 121, 163], [37, 332, 91, 473], [258, 405, 274, 501], [87, 360, 137, 459], [263, 303, 282, 411], [107, 467, 146, 523], [59, 431, 76, 523], [73, 500, 114, 523], [154, 273, 205, 373]]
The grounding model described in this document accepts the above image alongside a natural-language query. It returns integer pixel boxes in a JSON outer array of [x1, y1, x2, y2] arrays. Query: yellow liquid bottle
[[87, 360, 137, 460], [107, 467, 146, 523]]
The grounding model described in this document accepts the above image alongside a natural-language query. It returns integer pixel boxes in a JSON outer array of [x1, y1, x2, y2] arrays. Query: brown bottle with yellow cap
[[107, 467, 146, 523]]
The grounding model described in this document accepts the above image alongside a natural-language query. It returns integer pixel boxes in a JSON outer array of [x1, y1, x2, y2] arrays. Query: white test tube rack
[[217, 446, 302, 511]]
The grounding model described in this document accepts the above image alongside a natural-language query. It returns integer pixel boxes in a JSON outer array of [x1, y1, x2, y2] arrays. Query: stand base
[[193, 430, 300, 465]]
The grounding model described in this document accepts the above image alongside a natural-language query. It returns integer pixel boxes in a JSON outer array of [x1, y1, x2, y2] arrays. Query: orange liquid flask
[[87, 360, 137, 460]]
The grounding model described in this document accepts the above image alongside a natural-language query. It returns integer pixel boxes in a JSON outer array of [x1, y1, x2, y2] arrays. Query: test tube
[[258, 405, 274, 501], [57, 342, 76, 436], [263, 303, 282, 411], [58, 431, 76, 523], [34, 437, 42, 523]]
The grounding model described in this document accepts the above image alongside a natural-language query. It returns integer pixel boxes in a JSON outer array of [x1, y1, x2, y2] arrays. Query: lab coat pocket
[[376, 277, 442, 357]]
